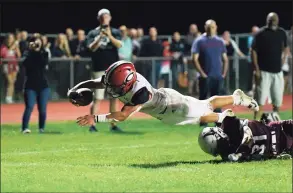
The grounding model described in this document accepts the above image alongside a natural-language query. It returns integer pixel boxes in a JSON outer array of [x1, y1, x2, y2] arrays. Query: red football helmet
[[103, 60, 137, 98]]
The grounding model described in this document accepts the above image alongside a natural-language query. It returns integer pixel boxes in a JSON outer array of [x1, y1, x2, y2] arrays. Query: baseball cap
[[97, 8, 111, 19]]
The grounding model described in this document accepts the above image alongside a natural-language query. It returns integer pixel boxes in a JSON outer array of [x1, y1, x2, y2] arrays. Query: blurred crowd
[[0, 24, 292, 104]]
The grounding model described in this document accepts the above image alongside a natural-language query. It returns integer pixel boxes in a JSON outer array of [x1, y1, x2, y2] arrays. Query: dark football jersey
[[268, 120, 293, 155], [219, 116, 285, 160]]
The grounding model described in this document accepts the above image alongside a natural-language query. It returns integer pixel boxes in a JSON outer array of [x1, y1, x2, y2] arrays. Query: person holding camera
[[86, 8, 123, 132], [21, 36, 50, 134]]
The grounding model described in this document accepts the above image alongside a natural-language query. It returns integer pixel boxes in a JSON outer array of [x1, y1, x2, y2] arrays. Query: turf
[[1, 111, 292, 192]]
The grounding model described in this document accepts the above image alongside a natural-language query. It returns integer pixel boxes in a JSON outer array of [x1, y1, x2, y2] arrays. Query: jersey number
[[251, 144, 266, 155]]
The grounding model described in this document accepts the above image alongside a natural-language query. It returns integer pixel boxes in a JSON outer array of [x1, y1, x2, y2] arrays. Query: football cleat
[[233, 89, 259, 111]]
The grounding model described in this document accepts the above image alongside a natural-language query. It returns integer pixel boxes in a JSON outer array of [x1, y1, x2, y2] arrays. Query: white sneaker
[[233, 89, 259, 111], [22, 129, 31, 134]]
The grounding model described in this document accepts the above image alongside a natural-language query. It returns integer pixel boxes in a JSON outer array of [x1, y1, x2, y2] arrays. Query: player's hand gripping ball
[[68, 88, 93, 107]]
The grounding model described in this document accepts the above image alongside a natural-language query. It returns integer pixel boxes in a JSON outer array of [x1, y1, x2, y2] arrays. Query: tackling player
[[67, 60, 259, 127], [198, 112, 293, 161]]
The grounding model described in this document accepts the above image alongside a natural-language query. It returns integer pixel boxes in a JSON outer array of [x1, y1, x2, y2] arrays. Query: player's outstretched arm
[[76, 105, 142, 126]]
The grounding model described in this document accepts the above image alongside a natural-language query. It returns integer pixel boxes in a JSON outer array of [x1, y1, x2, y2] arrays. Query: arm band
[[95, 114, 118, 123]]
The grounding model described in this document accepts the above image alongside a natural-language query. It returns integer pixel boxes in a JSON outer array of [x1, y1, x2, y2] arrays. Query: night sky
[[2, 1, 292, 35]]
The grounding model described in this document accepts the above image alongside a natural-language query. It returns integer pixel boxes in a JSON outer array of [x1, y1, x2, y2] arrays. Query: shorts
[[92, 71, 105, 100], [255, 71, 284, 107], [188, 69, 200, 81], [175, 96, 214, 125]]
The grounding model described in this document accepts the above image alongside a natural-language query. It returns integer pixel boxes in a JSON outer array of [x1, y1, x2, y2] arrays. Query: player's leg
[[200, 109, 234, 124], [109, 98, 123, 132], [21, 89, 37, 133], [207, 89, 259, 111], [254, 71, 271, 120], [270, 71, 284, 113]]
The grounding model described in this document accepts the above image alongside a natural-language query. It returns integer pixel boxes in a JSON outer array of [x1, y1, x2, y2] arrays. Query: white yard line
[[1, 142, 194, 156]]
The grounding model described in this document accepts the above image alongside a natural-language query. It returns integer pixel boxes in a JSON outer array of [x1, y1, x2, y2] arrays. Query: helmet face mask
[[198, 127, 230, 157]]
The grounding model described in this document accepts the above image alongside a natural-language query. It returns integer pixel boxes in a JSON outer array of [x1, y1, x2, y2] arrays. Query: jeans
[[199, 76, 223, 126], [22, 88, 50, 130]]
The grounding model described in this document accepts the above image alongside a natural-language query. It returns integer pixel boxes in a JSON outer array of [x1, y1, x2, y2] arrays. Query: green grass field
[[1, 111, 292, 192]]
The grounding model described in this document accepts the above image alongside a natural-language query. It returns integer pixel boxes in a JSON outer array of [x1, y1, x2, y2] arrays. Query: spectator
[[118, 25, 133, 61], [137, 27, 144, 42], [221, 31, 246, 95], [282, 52, 290, 94], [247, 26, 260, 96], [170, 31, 186, 90], [15, 30, 29, 101], [66, 28, 74, 42], [185, 24, 200, 53], [139, 27, 163, 87], [21, 36, 50, 134], [191, 19, 228, 126], [51, 33, 71, 99], [129, 28, 141, 59], [222, 31, 245, 58], [41, 35, 52, 59], [251, 12, 289, 120], [85, 8, 123, 132], [185, 24, 201, 97], [19, 31, 29, 55], [286, 25, 293, 93], [158, 41, 171, 88], [0, 33, 21, 103], [52, 33, 71, 57], [14, 30, 21, 47], [70, 29, 89, 84], [71, 29, 88, 58]]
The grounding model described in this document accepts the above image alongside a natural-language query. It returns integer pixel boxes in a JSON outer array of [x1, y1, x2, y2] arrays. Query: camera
[[29, 37, 42, 50]]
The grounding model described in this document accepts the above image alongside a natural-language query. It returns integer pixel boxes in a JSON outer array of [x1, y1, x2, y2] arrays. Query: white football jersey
[[118, 73, 213, 125]]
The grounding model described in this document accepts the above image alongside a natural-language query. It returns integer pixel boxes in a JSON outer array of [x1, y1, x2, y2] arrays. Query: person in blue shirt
[[191, 19, 229, 126]]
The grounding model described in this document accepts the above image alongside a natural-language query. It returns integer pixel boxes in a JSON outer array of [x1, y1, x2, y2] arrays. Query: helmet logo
[[126, 73, 134, 82]]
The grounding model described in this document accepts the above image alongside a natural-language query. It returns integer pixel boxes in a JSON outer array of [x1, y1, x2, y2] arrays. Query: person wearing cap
[[251, 12, 289, 120], [85, 8, 123, 132]]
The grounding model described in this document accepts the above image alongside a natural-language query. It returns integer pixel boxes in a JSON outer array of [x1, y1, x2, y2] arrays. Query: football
[[68, 88, 94, 106]]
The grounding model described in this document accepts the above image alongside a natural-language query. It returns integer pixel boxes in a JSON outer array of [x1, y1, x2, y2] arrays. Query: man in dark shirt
[[192, 20, 229, 126], [139, 27, 163, 87], [251, 12, 289, 120], [86, 8, 123, 132], [71, 29, 88, 58], [71, 29, 90, 85], [170, 32, 186, 89]]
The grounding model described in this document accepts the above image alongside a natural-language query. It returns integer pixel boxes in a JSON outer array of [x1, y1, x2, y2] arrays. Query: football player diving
[[198, 110, 293, 162], [67, 60, 259, 127]]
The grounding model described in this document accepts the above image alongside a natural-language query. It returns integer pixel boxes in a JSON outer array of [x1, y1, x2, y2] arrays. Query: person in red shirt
[[157, 41, 171, 88], [0, 33, 21, 103]]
